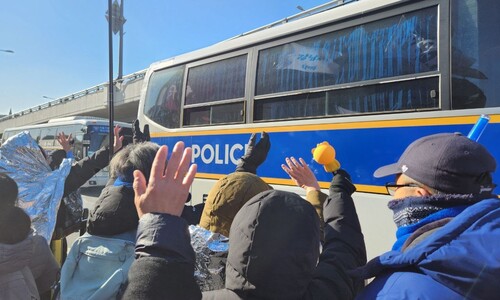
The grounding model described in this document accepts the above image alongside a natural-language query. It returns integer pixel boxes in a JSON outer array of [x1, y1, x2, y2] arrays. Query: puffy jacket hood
[[225, 190, 320, 299]]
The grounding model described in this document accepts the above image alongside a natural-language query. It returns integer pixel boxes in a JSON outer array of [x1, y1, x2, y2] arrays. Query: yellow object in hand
[[311, 141, 341, 173]]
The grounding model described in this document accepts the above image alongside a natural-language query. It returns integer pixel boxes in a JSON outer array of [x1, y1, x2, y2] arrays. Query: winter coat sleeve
[[28, 235, 60, 294], [305, 170, 367, 300], [122, 213, 202, 300], [63, 147, 110, 197], [306, 189, 328, 239]]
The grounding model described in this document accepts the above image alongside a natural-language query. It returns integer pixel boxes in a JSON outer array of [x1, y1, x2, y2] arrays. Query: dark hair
[[0, 173, 19, 208], [0, 206, 31, 244], [49, 149, 67, 170], [110, 142, 160, 183]]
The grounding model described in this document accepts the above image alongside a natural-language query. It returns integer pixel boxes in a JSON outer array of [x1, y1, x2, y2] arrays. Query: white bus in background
[[1, 116, 133, 187]]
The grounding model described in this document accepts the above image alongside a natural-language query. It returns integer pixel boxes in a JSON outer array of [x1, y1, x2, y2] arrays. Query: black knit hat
[[374, 133, 496, 194]]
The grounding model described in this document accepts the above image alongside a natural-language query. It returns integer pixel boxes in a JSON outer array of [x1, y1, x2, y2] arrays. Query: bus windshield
[[87, 124, 133, 155]]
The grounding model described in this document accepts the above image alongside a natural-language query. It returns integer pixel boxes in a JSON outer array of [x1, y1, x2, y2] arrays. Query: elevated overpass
[[0, 70, 146, 134]]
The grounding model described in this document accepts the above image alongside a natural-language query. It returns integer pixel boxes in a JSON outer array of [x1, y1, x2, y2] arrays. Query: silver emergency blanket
[[0, 131, 72, 243], [189, 225, 229, 291]]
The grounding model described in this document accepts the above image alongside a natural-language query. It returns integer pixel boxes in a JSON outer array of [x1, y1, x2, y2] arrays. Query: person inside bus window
[[122, 141, 367, 300], [0, 173, 59, 300], [147, 83, 181, 128], [353, 133, 500, 299]]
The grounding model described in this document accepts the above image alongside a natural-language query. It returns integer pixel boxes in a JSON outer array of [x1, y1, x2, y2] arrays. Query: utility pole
[[118, 0, 125, 80], [106, 0, 115, 159], [105, 0, 126, 160]]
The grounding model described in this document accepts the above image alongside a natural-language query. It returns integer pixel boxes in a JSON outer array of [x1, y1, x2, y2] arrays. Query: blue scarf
[[389, 193, 490, 251], [113, 177, 133, 188]]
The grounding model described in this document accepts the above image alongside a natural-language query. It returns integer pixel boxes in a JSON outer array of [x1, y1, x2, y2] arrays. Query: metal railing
[[223, 0, 358, 42], [0, 70, 146, 122]]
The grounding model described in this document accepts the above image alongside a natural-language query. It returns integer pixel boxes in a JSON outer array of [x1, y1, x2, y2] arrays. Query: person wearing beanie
[[122, 141, 366, 299], [199, 172, 272, 237], [188, 132, 271, 291], [353, 132, 500, 299], [0, 174, 59, 300]]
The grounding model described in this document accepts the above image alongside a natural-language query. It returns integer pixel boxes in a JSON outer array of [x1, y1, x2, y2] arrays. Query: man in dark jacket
[[50, 125, 124, 201], [354, 133, 500, 299], [123, 141, 366, 299]]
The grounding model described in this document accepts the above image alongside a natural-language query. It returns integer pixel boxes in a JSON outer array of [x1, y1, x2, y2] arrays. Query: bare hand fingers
[[175, 146, 193, 181], [165, 141, 185, 180], [150, 146, 169, 183], [183, 164, 197, 186], [133, 169, 148, 218]]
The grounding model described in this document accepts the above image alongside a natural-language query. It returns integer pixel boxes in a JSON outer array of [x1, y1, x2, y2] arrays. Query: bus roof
[[3, 117, 131, 132], [148, 0, 408, 72]]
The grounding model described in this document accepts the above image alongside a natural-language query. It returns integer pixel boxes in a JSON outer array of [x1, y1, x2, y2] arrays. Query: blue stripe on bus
[[151, 122, 500, 194]]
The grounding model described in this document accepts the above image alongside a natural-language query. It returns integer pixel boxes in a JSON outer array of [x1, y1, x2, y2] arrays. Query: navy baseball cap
[[374, 133, 496, 194]]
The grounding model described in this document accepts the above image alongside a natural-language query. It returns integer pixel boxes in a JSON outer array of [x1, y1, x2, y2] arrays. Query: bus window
[[255, 6, 438, 120], [451, 0, 500, 109], [73, 133, 84, 160], [39, 127, 57, 149], [144, 65, 184, 129], [28, 129, 42, 144], [183, 55, 246, 126], [87, 125, 109, 155]]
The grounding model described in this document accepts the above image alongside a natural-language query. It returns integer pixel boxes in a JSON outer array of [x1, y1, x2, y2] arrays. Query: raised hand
[[57, 132, 73, 152], [282, 157, 321, 193], [133, 119, 151, 144], [235, 131, 271, 174], [113, 125, 124, 153], [133, 142, 197, 218]]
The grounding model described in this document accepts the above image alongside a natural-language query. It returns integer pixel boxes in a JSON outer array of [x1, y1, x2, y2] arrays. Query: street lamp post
[[107, 0, 115, 159], [0, 49, 14, 53]]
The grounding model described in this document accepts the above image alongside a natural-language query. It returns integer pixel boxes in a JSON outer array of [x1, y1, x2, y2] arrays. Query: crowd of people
[[1, 119, 499, 299]]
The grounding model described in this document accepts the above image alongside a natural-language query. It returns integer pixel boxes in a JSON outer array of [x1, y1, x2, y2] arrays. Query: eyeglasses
[[385, 182, 421, 196]]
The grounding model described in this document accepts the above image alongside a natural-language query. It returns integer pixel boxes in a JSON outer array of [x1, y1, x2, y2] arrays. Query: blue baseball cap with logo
[[374, 133, 496, 194]]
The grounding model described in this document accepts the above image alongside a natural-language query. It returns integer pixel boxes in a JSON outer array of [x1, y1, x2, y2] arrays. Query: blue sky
[[0, 0, 328, 115]]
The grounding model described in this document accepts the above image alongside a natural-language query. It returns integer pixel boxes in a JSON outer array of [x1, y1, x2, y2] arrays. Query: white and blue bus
[[2, 116, 133, 187], [137, 0, 500, 259]]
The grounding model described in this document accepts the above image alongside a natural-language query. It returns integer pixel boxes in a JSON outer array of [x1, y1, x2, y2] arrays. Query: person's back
[[203, 190, 321, 299], [0, 175, 59, 299], [60, 140, 158, 299], [122, 140, 366, 300], [354, 132, 500, 299], [59, 232, 135, 300]]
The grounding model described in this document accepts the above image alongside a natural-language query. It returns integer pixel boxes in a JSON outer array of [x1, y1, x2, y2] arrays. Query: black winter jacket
[[63, 147, 111, 197], [54, 147, 111, 235], [123, 171, 366, 300], [86, 178, 138, 236]]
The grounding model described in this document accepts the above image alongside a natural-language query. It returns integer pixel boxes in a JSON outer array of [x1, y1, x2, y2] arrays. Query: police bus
[[136, 0, 500, 259], [2, 116, 133, 187]]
